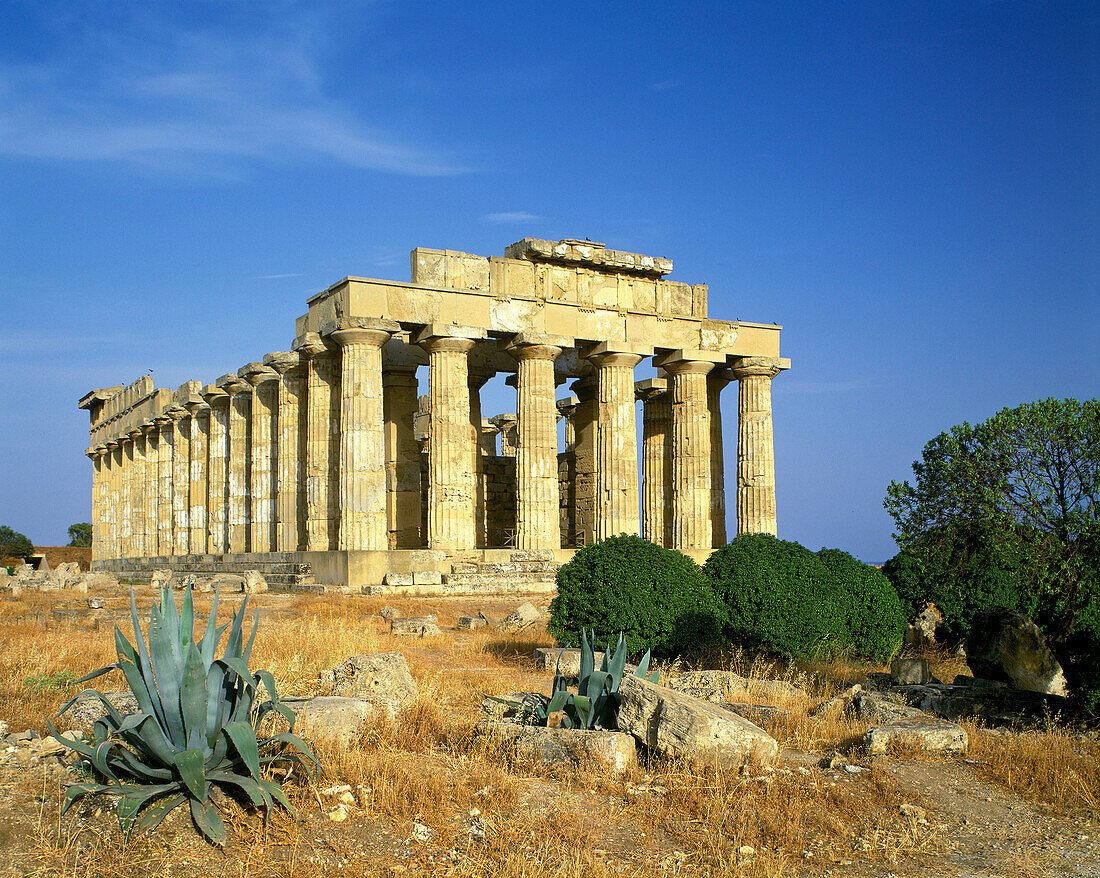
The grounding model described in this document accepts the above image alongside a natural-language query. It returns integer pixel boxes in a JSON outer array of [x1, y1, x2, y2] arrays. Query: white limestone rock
[[243, 570, 268, 594], [330, 652, 418, 706], [496, 602, 541, 632], [282, 696, 382, 748], [475, 720, 637, 776], [863, 717, 968, 756], [617, 674, 779, 767], [966, 607, 1068, 696]]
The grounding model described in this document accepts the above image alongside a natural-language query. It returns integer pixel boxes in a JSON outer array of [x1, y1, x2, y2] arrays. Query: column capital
[[165, 405, 188, 422], [730, 356, 791, 380], [201, 384, 229, 405], [507, 341, 564, 363], [93, 443, 109, 456], [140, 420, 158, 437], [85, 446, 98, 460], [263, 350, 303, 373], [152, 413, 172, 428], [655, 348, 725, 373], [415, 323, 486, 354], [556, 394, 580, 416], [323, 317, 400, 349], [238, 362, 279, 386], [184, 399, 211, 416], [635, 377, 670, 400], [708, 365, 736, 390], [292, 332, 335, 359], [584, 341, 651, 370], [216, 373, 251, 394], [126, 426, 143, 441], [105, 438, 121, 450]]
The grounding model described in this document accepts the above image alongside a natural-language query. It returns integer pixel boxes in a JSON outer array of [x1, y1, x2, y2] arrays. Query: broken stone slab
[[149, 568, 172, 589], [533, 647, 604, 675], [952, 675, 1005, 689], [863, 717, 968, 757], [478, 692, 532, 722], [379, 606, 401, 621], [211, 573, 245, 593], [617, 674, 779, 767], [810, 684, 862, 717], [857, 691, 927, 724], [475, 720, 637, 776], [721, 703, 790, 724], [243, 570, 268, 594], [457, 615, 487, 630], [393, 623, 442, 637], [509, 550, 555, 563], [384, 573, 414, 588], [281, 697, 383, 748], [496, 602, 541, 632], [966, 607, 1068, 696], [329, 652, 418, 706], [891, 658, 933, 685], [391, 615, 440, 636], [887, 682, 1076, 728], [903, 604, 943, 648], [412, 570, 442, 586]]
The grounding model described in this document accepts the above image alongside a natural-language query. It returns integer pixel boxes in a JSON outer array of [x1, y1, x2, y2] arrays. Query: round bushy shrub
[[704, 534, 850, 658], [882, 549, 925, 616], [816, 548, 906, 661], [0, 526, 33, 560], [548, 534, 722, 657]]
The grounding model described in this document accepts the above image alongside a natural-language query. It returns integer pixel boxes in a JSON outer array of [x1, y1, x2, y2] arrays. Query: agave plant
[[49, 583, 317, 844]]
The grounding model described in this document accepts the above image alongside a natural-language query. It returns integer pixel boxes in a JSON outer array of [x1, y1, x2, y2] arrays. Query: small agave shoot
[[49, 584, 317, 844], [503, 630, 659, 729]]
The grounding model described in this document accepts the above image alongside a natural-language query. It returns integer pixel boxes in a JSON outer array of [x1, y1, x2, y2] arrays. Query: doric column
[[240, 363, 279, 554], [86, 447, 104, 562], [382, 360, 423, 549], [218, 375, 252, 554], [105, 440, 121, 558], [659, 352, 720, 551], [730, 356, 787, 536], [141, 423, 158, 557], [265, 351, 305, 553], [202, 386, 230, 554], [119, 434, 134, 557], [127, 428, 146, 557], [185, 399, 210, 553], [154, 415, 174, 555], [468, 368, 493, 548], [168, 407, 190, 555], [489, 414, 518, 457], [293, 333, 339, 551], [556, 396, 579, 547], [707, 367, 733, 547], [325, 318, 399, 551], [569, 375, 598, 545], [587, 343, 649, 540], [416, 324, 487, 551], [508, 336, 564, 552], [636, 378, 672, 547]]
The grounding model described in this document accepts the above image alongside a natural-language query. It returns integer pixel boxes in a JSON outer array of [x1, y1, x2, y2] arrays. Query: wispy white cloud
[[0, 11, 461, 177], [256, 273, 305, 280], [480, 211, 544, 224], [650, 80, 677, 91]]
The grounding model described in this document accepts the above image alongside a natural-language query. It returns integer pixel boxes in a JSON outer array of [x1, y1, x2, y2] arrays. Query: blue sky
[[1, 1, 1096, 563]]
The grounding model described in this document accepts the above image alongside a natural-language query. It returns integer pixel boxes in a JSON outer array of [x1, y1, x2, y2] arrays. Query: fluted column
[[509, 339, 563, 552], [105, 441, 120, 558], [556, 396, 578, 547], [382, 363, 422, 549], [141, 423, 158, 557], [265, 352, 306, 553], [468, 369, 493, 548], [637, 378, 672, 547], [185, 400, 210, 553], [663, 357, 716, 550], [708, 367, 733, 547], [219, 376, 252, 554], [128, 428, 146, 557], [154, 416, 174, 555], [569, 375, 598, 545], [240, 363, 279, 553], [731, 357, 785, 536], [326, 320, 398, 551], [588, 343, 648, 540], [118, 434, 134, 557], [202, 386, 230, 554], [87, 447, 104, 562], [168, 407, 190, 554], [294, 334, 340, 551], [417, 325, 486, 551]]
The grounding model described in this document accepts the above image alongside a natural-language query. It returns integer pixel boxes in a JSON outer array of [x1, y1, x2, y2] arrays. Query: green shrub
[[816, 548, 906, 661], [548, 534, 722, 657], [704, 534, 850, 658], [0, 526, 33, 560], [882, 549, 925, 616], [1064, 597, 1100, 712]]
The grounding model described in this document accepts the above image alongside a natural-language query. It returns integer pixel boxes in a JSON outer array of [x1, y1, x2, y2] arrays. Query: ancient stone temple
[[79, 239, 789, 593]]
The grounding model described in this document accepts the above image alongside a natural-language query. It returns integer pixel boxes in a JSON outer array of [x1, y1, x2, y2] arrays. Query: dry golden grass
[[0, 585, 1095, 878]]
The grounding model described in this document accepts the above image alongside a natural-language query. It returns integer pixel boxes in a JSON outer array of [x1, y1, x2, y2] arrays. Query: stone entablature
[[81, 239, 790, 591]]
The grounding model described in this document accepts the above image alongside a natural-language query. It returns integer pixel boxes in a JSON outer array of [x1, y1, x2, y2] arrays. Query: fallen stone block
[[533, 647, 604, 675], [243, 570, 268, 594], [810, 684, 861, 717], [384, 573, 414, 588], [857, 691, 927, 724], [966, 607, 1068, 696], [412, 570, 442, 586], [891, 658, 932, 685], [379, 606, 401, 621], [497, 602, 541, 632], [282, 697, 383, 748], [617, 674, 779, 767], [863, 717, 967, 757], [475, 720, 637, 776], [478, 692, 532, 721], [329, 652, 418, 705], [391, 615, 439, 635], [457, 615, 487, 630]]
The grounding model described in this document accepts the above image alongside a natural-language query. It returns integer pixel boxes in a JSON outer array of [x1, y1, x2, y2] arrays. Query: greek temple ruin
[[79, 239, 789, 593]]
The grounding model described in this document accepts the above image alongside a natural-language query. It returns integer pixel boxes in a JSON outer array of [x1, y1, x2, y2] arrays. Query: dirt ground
[[0, 588, 1096, 878], [1, 546, 91, 570]]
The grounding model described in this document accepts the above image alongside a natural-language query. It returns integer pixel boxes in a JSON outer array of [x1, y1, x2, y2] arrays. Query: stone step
[[443, 571, 556, 587]]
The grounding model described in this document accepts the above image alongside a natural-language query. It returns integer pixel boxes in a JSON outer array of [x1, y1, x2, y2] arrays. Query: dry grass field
[[0, 584, 1097, 878]]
